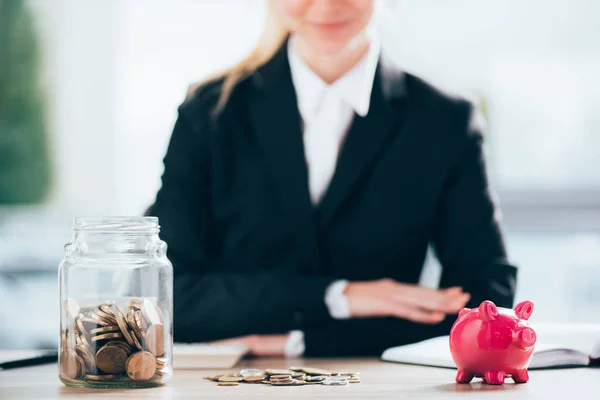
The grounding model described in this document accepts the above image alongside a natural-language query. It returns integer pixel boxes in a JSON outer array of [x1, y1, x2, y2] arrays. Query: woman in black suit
[[151, 0, 517, 357]]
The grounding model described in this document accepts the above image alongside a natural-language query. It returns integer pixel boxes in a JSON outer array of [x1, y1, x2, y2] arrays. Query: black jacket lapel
[[318, 53, 409, 226], [246, 42, 321, 274]]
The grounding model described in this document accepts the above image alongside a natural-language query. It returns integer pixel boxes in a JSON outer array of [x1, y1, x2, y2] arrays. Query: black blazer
[[151, 42, 517, 357]]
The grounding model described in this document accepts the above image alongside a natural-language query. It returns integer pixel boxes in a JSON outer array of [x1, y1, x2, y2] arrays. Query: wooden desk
[[0, 351, 597, 399]]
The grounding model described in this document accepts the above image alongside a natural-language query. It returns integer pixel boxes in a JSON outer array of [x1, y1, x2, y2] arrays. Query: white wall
[[29, 0, 600, 216]]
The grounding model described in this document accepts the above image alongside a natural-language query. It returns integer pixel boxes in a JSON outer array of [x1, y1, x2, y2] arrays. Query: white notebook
[[381, 323, 600, 369]]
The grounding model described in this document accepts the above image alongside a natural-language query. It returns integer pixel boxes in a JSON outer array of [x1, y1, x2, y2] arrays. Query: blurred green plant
[[0, 0, 51, 204]]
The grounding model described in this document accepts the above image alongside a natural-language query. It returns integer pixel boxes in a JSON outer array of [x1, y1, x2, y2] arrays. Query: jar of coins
[[58, 217, 173, 388]]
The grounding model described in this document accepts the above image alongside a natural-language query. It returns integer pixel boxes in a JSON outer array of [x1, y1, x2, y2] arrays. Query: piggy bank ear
[[478, 301, 499, 321], [514, 300, 534, 320]]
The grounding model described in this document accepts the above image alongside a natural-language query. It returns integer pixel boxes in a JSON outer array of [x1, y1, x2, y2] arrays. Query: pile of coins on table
[[60, 297, 169, 384], [204, 367, 361, 387]]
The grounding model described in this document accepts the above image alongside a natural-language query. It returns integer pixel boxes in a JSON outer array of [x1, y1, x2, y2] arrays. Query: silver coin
[[305, 375, 326, 382], [240, 368, 264, 377], [322, 379, 349, 386]]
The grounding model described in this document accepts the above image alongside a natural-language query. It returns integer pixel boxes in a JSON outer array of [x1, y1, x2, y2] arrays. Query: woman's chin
[[310, 39, 357, 57]]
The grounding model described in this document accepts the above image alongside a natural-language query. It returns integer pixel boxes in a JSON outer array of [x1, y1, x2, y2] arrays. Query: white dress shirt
[[284, 31, 382, 357]]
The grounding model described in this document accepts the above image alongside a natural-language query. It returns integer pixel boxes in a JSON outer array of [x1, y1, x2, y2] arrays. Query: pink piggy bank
[[449, 300, 536, 385]]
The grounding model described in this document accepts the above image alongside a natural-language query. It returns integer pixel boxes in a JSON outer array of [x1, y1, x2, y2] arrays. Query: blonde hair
[[194, 0, 289, 115]]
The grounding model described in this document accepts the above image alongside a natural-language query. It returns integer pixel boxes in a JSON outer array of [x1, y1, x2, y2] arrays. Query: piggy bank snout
[[513, 327, 536, 349]]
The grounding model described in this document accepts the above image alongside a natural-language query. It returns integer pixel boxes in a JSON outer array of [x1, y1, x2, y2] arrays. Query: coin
[[131, 329, 144, 351], [75, 314, 90, 340], [94, 308, 117, 325], [322, 376, 349, 386], [128, 299, 142, 311], [104, 340, 133, 355], [126, 351, 157, 381], [240, 368, 263, 377], [269, 374, 292, 380], [219, 376, 244, 382], [89, 326, 121, 335], [333, 372, 359, 376], [87, 312, 111, 327], [305, 375, 326, 382], [218, 382, 239, 386], [96, 344, 128, 374], [270, 379, 297, 386], [144, 323, 165, 356], [127, 309, 144, 340], [75, 344, 96, 374], [80, 315, 105, 329], [154, 366, 170, 377], [113, 305, 135, 346], [289, 366, 304, 372], [291, 372, 306, 379], [156, 357, 167, 368], [322, 380, 348, 386], [60, 349, 84, 380], [135, 310, 147, 332], [243, 375, 266, 382], [204, 374, 224, 382], [265, 369, 293, 375], [91, 332, 123, 343], [302, 367, 332, 376], [99, 304, 117, 317]]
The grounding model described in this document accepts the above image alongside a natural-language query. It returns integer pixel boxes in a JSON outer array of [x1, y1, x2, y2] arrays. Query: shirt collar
[[288, 29, 382, 121]]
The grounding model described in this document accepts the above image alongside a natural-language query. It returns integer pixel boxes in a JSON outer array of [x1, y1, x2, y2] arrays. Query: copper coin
[[131, 330, 143, 351], [156, 357, 167, 368], [269, 374, 292, 380], [99, 304, 117, 316], [90, 326, 121, 335], [243, 375, 266, 382], [126, 351, 156, 381], [128, 299, 142, 311], [75, 334, 94, 358], [103, 341, 133, 355], [87, 312, 111, 327], [143, 323, 165, 357], [95, 344, 128, 374], [127, 310, 144, 340], [94, 308, 117, 324], [60, 349, 84, 380], [63, 329, 77, 350], [75, 314, 90, 339], [91, 332, 123, 343], [75, 344, 96, 374], [132, 310, 145, 332], [113, 305, 135, 346]]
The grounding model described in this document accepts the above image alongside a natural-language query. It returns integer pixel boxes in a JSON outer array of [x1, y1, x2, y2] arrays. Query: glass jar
[[58, 217, 173, 388]]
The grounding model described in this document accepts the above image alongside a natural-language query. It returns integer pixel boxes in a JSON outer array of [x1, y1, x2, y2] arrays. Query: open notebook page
[[381, 323, 600, 370]]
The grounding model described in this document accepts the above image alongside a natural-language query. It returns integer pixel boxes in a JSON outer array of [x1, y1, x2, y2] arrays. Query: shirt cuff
[[284, 330, 305, 358], [324, 279, 351, 319]]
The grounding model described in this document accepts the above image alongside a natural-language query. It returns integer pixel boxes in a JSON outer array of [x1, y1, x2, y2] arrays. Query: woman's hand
[[208, 333, 290, 357], [345, 279, 470, 323]]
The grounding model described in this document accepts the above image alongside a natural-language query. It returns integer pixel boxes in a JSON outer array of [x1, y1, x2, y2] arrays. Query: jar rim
[[73, 217, 159, 233]]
